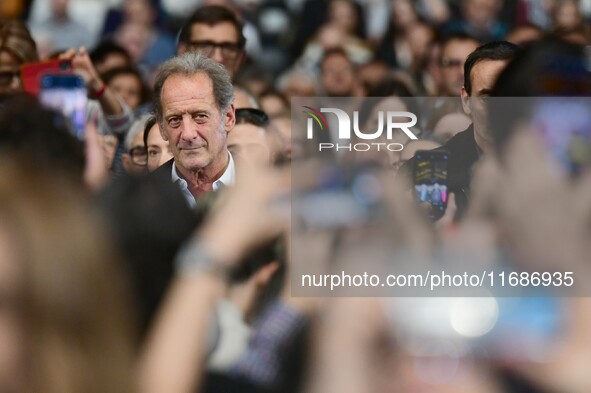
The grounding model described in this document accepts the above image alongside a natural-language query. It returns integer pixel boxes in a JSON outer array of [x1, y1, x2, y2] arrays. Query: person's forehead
[[373, 97, 407, 113], [190, 21, 240, 43], [161, 73, 215, 106], [112, 73, 140, 86], [147, 124, 166, 144], [469, 59, 508, 88], [230, 124, 266, 142], [322, 54, 352, 70], [443, 39, 479, 58], [132, 129, 145, 146]]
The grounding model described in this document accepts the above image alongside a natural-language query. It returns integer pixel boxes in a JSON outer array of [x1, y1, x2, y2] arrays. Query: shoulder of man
[[149, 158, 175, 182]]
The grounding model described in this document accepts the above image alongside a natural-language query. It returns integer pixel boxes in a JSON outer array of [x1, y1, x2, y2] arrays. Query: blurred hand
[[435, 192, 457, 231], [381, 172, 435, 254], [306, 297, 392, 393], [198, 163, 291, 267], [83, 119, 110, 192], [60, 47, 103, 97], [474, 130, 590, 277], [504, 298, 591, 393]]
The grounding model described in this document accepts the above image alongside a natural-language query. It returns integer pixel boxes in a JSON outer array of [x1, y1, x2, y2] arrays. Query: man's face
[[440, 39, 479, 96], [461, 59, 509, 147], [180, 22, 243, 78], [159, 73, 235, 174], [464, 0, 500, 28], [122, 130, 147, 175], [321, 54, 356, 97], [227, 123, 271, 165], [109, 73, 142, 111], [146, 123, 173, 172]]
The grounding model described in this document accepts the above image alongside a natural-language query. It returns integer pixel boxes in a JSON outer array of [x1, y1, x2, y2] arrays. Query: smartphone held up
[[413, 150, 449, 220], [21, 59, 87, 140]]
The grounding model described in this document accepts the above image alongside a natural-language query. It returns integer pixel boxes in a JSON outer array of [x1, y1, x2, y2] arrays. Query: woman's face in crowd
[[109, 73, 142, 111], [146, 123, 173, 172], [0, 50, 22, 95], [0, 225, 24, 393]]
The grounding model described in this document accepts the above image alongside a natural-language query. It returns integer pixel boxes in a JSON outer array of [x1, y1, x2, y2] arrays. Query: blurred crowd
[[1, 0, 591, 393]]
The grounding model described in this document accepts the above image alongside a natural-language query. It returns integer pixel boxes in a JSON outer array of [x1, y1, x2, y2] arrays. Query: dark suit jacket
[[403, 125, 481, 219], [149, 158, 175, 183]]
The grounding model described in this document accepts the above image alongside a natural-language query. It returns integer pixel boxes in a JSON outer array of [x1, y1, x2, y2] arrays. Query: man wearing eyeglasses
[[177, 5, 245, 79], [439, 33, 480, 96]]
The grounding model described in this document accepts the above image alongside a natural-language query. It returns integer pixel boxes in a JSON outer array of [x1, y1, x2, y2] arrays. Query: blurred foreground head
[[0, 157, 135, 393], [0, 94, 85, 184], [491, 38, 591, 154]]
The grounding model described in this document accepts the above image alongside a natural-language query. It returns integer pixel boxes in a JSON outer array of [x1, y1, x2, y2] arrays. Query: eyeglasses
[[128, 146, 147, 166], [187, 40, 242, 60], [235, 108, 270, 127], [440, 59, 464, 68], [0, 71, 20, 86]]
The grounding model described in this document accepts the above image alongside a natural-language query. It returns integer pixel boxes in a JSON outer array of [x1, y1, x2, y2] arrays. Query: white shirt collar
[[171, 152, 235, 208], [213, 151, 235, 191]]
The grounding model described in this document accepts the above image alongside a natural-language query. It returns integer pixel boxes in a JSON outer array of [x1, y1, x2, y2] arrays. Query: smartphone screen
[[413, 150, 448, 220], [39, 74, 87, 140]]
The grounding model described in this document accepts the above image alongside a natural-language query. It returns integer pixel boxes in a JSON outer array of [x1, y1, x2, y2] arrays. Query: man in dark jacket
[[404, 41, 518, 219]]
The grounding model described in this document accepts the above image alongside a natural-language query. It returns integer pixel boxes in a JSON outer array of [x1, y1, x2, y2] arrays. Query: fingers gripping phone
[[39, 74, 88, 140], [413, 150, 449, 220]]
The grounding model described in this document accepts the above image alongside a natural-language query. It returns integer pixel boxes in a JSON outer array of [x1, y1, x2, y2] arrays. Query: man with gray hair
[[151, 52, 236, 208]]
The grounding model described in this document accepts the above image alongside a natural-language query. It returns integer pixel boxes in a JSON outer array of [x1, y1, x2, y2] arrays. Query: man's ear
[[461, 86, 471, 115], [159, 123, 169, 141], [224, 104, 236, 133]]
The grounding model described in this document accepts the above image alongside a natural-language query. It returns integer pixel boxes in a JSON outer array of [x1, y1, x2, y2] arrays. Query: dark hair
[[90, 41, 132, 68], [463, 41, 518, 95], [177, 5, 246, 48], [319, 47, 353, 71], [439, 32, 480, 53], [0, 93, 84, 183], [490, 38, 591, 152], [97, 174, 201, 336], [492, 38, 591, 97], [142, 115, 158, 149], [235, 108, 270, 127], [101, 66, 152, 106]]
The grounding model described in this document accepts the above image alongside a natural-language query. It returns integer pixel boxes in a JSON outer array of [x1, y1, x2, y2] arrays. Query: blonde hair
[[0, 157, 135, 393]]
